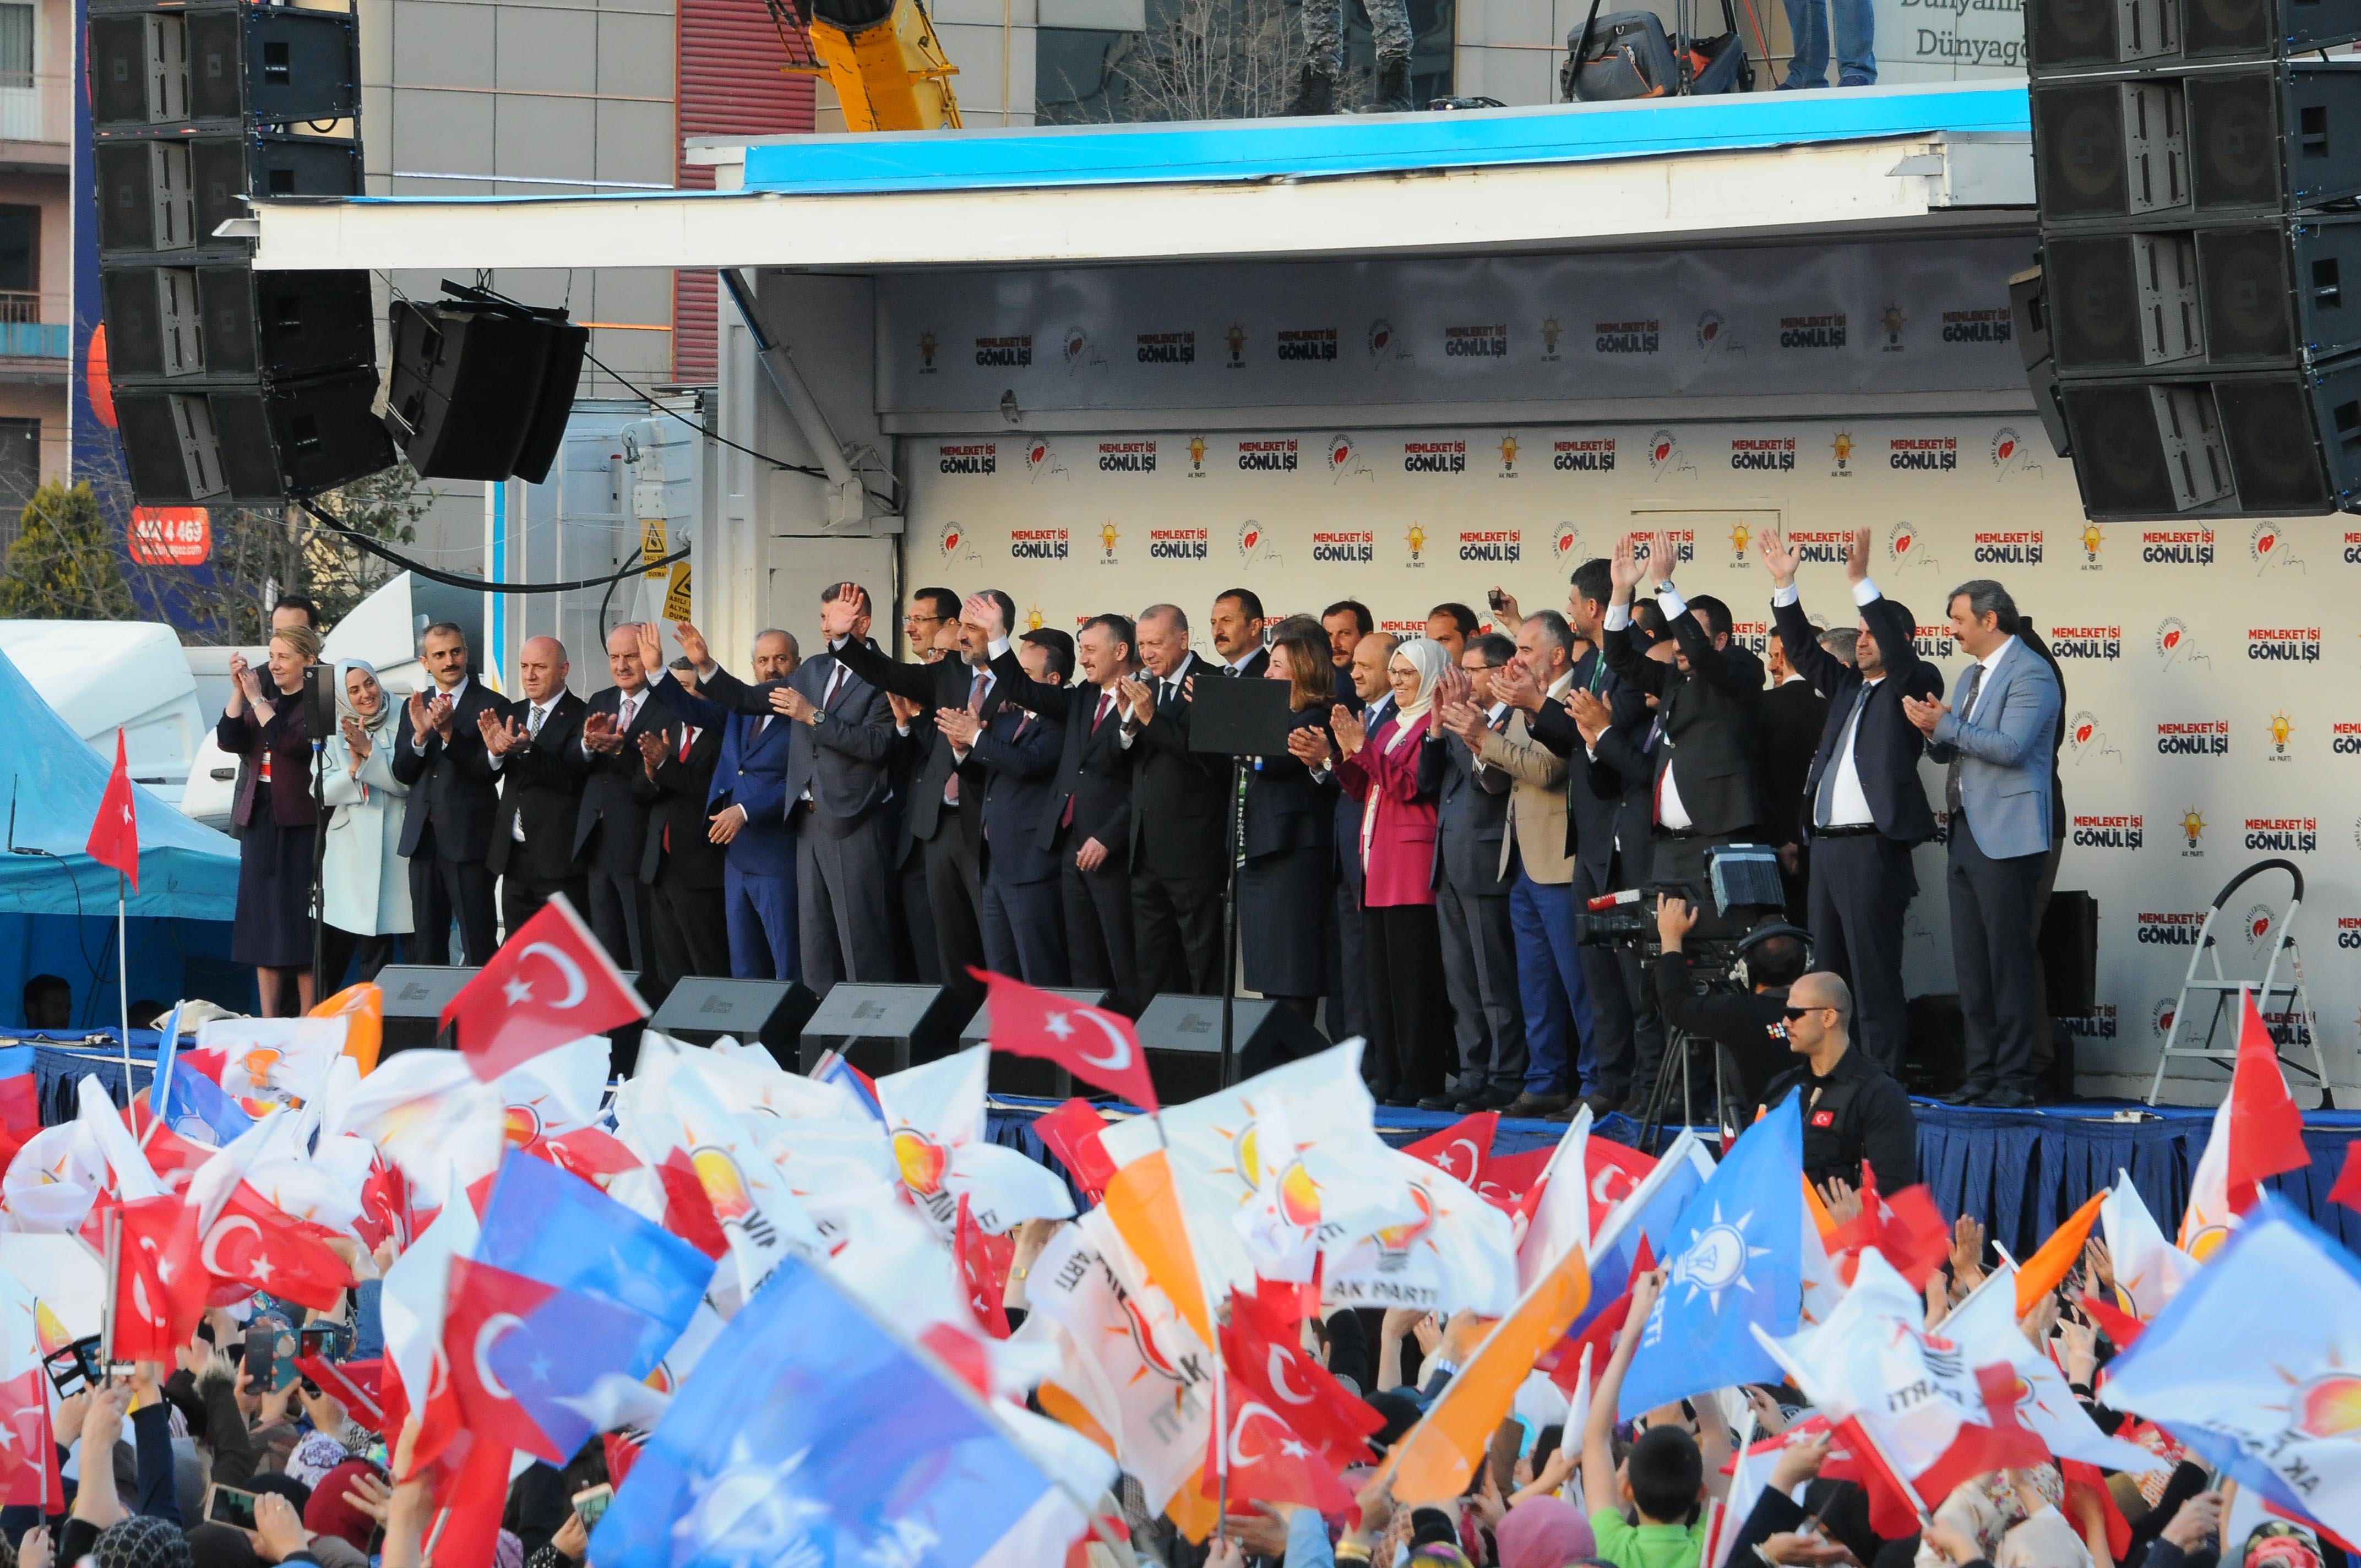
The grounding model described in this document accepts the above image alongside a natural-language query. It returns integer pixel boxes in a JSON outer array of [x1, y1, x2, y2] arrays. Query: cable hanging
[[297, 497, 690, 594]]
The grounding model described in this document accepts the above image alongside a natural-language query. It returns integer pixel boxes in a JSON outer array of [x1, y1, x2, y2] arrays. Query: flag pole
[[116, 870, 134, 1110]]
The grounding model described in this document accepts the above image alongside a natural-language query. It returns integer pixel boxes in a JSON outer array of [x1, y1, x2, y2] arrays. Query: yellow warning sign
[[642, 517, 668, 577], [662, 560, 693, 622]]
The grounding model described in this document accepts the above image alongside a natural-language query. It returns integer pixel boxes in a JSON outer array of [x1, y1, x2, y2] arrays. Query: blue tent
[[0, 641, 239, 919]]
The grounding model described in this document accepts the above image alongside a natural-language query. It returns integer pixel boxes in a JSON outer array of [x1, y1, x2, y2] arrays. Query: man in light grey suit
[[1905, 579, 2061, 1108]]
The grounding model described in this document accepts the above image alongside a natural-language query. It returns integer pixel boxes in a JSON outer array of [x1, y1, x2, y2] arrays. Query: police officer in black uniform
[[1755, 967, 1918, 1192]]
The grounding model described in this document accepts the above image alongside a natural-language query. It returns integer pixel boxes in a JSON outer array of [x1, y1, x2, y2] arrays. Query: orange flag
[[310, 983, 385, 1076], [1100, 1149, 1212, 1347], [1391, 1242, 1591, 1505], [2015, 1189, 2106, 1316]]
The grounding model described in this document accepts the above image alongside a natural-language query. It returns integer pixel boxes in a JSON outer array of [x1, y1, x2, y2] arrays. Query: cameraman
[[1651, 895, 1805, 1114], [1758, 968, 1918, 1191]]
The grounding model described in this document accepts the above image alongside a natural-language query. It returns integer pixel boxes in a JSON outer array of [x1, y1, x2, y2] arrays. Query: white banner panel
[[900, 416, 2360, 1100]]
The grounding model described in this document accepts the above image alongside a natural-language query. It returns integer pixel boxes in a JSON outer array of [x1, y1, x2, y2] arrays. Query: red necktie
[[1091, 690, 1114, 732]]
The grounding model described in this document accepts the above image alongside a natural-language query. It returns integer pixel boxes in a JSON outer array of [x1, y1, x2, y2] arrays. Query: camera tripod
[[1631, 1023, 1745, 1154]]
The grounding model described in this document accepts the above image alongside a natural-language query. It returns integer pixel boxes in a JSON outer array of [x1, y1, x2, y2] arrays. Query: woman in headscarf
[[219, 624, 327, 1015], [1332, 636, 1463, 1105], [318, 658, 414, 987], [1240, 616, 1340, 1029]]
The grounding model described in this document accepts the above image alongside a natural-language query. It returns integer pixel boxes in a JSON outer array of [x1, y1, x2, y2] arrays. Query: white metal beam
[[251, 134, 2032, 273]]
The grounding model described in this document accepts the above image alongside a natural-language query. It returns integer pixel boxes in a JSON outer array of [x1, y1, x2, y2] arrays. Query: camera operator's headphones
[[1730, 922, 1812, 989]]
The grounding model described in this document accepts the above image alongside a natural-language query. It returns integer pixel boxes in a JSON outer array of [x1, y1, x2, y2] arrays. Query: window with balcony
[[0, 418, 38, 514]]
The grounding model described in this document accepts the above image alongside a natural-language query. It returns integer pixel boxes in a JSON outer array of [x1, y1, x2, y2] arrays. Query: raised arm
[[829, 630, 944, 705]]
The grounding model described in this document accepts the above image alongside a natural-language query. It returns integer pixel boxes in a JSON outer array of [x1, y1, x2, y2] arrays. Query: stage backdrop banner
[[903, 414, 2361, 1102]]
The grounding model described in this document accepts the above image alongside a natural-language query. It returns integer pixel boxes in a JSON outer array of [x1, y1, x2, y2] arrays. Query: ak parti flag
[[442, 894, 646, 1081], [2016, 1188, 2107, 1315], [973, 968, 1160, 1110], [86, 729, 139, 889]]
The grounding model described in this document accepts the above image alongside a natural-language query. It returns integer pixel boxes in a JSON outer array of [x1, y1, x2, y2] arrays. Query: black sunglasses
[[1780, 1005, 1823, 1021]]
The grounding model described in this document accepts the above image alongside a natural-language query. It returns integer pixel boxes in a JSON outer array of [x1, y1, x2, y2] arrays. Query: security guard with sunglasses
[[1756, 964, 1919, 1191]]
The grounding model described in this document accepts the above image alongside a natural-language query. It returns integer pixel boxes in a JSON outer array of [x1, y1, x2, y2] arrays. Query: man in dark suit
[[634, 662, 730, 991], [1761, 525, 1943, 1074], [574, 625, 671, 973], [392, 621, 502, 965], [642, 624, 800, 982], [984, 605, 1144, 1011], [1758, 620, 1832, 925], [1326, 631, 1396, 1041], [829, 588, 1024, 1012], [948, 630, 1070, 985], [1117, 603, 1228, 998], [1208, 589, 1271, 678], [480, 635, 588, 937], [1601, 530, 1767, 895], [884, 600, 959, 986], [1426, 632, 1525, 1112], [1323, 600, 1371, 709]]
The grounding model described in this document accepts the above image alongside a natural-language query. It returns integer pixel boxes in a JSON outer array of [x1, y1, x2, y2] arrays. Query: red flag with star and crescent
[[86, 729, 139, 889], [0, 1368, 58, 1509], [105, 1194, 205, 1362], [198, 1180, 356, 1310], [1221, 1282, 1384, 1469], [1198, 1396, 1357, 1517], [972, 968, 1159, 1110], [442, 894, 646, 1081]]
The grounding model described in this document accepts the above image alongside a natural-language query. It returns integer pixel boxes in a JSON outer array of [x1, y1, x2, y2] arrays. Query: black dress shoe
[[1581, 1092, 1626, 1119], [1456, 1084, 1521, 1113], [1934, 1082, 1993, 1105], [1978, 1086, 2037, 1109], [1416, 1089, 1466, 1112], [1505, 1091, 1571, 1119]]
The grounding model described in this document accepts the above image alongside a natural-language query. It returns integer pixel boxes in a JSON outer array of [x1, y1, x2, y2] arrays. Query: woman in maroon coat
[[219, 624, 325, 1014], [1333, 636, 1466, 1106]]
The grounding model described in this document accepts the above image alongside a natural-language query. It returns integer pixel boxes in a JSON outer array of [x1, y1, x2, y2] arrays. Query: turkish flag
[[536, 1126, 641, 1183], [1584, 1135, 1657, 1230], [1476, 1145, 1550, 1213], [200, 1180, 356, 1310], [655, 1147, 728, 1260], [1402, 1112, 1497, 1188], [955, 1194, 1013, 1340], [972, 968, 1159, 1110], [425, 1427, 516, 1568], [0, 1368, 57, 1510], [441, 1259, 561, 1460], [1221, 1286, 1384, 1469], [1906, 1362, 2052, 1509], [108, 1194, 205, 1362], [85, 729, 139, 889], [300, 1355, 385, 1434], [442, 895, 646, 1081], [2330, 1139, 2361, 1214], [1032, 1097, 1117, 1202], [120, 1110, 213, 1193], [1826, 1169, 1951, 1290], [1198, 1397, 1357, 1517]]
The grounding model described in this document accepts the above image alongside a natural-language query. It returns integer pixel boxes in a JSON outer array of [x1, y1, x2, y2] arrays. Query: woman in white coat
[[320, 659, 415, 984]]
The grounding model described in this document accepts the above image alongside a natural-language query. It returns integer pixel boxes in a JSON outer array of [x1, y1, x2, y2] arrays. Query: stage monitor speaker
[[646, 977, 819, 1068], [101, 265, 375, 382], [798, 982, 975, 1078], [2057, 355, 2361, 517], [95, 133, 360, 258], [1131, 994, 1332, 1104], [382, 301, 588, 484], [112, 369, 395, 504], [90, 7, 358, 131], [2028, 0, 2361, 70], [1903, 994, 1968, 1095], [377, 965, 478, 1055], [959, 988, 1113, 1099]]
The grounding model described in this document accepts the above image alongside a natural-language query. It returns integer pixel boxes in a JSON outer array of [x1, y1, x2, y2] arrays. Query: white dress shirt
[[1117, 651, 1196, 749], [503, 696, 560, 835]]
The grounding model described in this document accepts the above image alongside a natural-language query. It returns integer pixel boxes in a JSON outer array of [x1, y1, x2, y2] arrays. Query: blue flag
[[1560, 1131, 1713, 1349], [476, 1150, 715, 1380], [1617, 1096, 1803, 1417], [595, 1251, 1056, 1568], [487, 1278, 666, 1464], [153, 1055, 254, 1147]]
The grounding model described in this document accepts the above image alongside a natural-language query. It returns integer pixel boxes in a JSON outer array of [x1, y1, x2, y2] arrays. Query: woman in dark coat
[[1238, 616, 1340, 1030], [219, 623, 325, 1014]]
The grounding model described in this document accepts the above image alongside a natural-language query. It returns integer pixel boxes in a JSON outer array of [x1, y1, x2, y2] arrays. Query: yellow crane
[[767, 0, 963, 131]]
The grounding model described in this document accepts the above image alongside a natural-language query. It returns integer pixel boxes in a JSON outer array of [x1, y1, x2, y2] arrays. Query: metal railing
[[0, 293, 68, 357]]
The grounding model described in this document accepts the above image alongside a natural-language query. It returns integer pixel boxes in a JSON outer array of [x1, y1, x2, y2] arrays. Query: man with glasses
[[1754, 966, 1917, 1194], [904, 588, 961, 658]]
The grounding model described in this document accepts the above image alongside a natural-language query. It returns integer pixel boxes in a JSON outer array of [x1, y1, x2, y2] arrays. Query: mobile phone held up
[[42, 1336, 102, 1398], [572, 1484, 614, 1530], [208, 1484, 262, 1530]]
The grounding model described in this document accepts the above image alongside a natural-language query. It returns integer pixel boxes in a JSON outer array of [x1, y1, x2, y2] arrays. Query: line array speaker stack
[[2026, 0, 2361, 518], [91, 0, 393, 504]]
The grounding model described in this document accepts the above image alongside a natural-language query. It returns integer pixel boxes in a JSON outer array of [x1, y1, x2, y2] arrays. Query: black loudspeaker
[[376, 965, 478, 1056], [2058, 357, 2361, 516], [1902, 994, 1968, 1096], [2010, 265, 2076, 458], [96, 133, 361, 257], [959, 988, 1112, 1099], [2047, 216, 2361, 375], [112, 369, 394, 504], [1131, 994, 1334, 1104], [647, 977, 819, 1068], [101, 266, 374, 382], [382, 301, 589, 484], [89, 7, 357, 130], [2029, 0, 2361, 70], [2038, 891, 2099, 1016], [797, 983, 975, 1077]]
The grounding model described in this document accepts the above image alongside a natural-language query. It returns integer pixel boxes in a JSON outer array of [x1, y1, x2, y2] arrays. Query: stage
[[14, 1034, 2354, 1257]]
